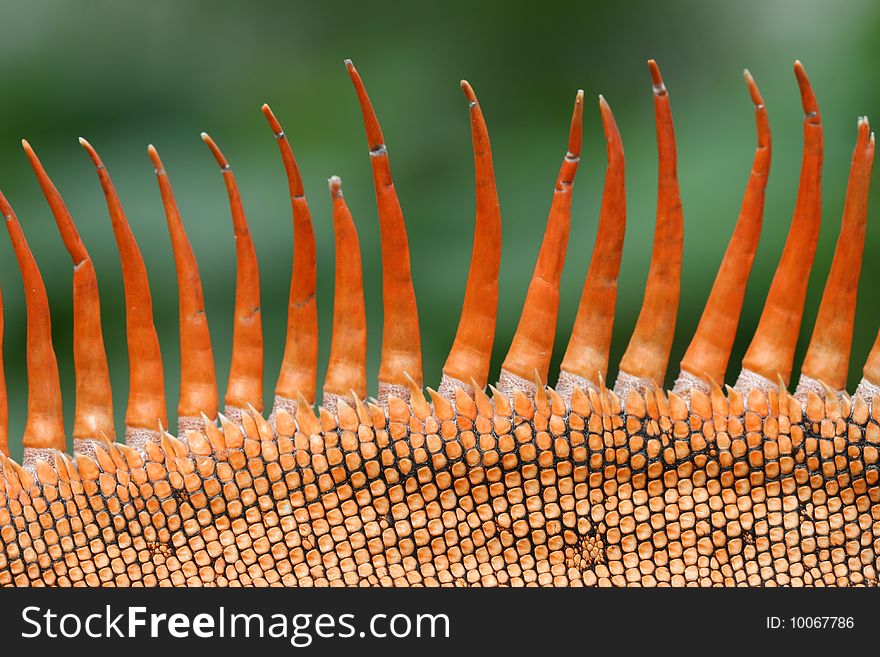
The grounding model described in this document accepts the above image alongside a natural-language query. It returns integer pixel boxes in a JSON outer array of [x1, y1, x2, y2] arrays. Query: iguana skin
[[0, 60, 878, 589], [0, 383, 877, 587]]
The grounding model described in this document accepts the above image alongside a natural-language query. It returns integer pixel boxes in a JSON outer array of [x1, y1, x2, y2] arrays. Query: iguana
[[0, 58, 877, 587]]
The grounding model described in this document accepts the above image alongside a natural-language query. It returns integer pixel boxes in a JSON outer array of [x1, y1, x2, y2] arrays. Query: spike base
[[321, 391, 363, 415], [613, 370, 654, 406], [378, 381, 411, 408], [268, 395, 298, 428], [177, 415, 207, 437], [855, 377, 880, 405], [671, 369, 711, 398], [794, 373, 841, 402], [437, 374, 474, 402], [22, 447, 63, 470], [496, 369, 537, 400], [555, 369, 598, 401], [73, 438, 111, 460], [733, 368, 777, 399], [124, 426, 161, 452]]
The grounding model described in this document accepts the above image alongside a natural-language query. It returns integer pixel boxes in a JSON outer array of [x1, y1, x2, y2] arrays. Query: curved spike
[[323, 176, 367, 414], [0, 289, 7, 457], [147, 144, 218, 432], [345, 59, 422, 402], [79, 138, 167, 441], [201, 132, 264, 417], [674, 70, 771, 393], [498, 89, 584, 396], [439, 80, 502, 397], [23, 140, 115, 446], [800, 118, 874, 393], [615, 60, 684, 399], [558, 94, 626, 397], [0, 191, 65, 453], [737, 61, 823, 391], [261, 104, 318, 414]]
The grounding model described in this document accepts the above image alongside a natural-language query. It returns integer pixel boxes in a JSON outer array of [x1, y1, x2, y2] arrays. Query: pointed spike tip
[[261, 103, 283, 134], [201, 132, 230, 169], [328, 175, 343, 197], [743, 69, 764, 106], [648, 59, 665, 91], [566, 89, 585, 158], [146, 144, 162, 170], [793, 61, 819, 118], [460, 80, 476, 103], [79, 137, 102, 167]]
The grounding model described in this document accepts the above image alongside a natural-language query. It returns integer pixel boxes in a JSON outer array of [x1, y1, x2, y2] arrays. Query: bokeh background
[[0, 0, 878, 459]]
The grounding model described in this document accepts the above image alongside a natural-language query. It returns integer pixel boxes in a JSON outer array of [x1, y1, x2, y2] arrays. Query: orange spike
[[737, 61, 823, 390], [261, 104, 318, 413], [201, 133, 264, 417], [345, 59, 422, 401], [79, 138, 167, 441], [0, 191, 66, 453], [23, 140, 115, 446], [323, 176, 367, 412], [499, 89, 584, 395], [801, 118, 873, 392], [0, 289, 7, 457], [439, 80, 502, 397], [558, 94, 626, 396], [675, 71, 771, 392], [615, 60, 684, 397], [148, 144, 218, 431]]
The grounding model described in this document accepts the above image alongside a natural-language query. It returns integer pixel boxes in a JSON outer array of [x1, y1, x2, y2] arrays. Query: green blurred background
[[0, 0, 878, 459]]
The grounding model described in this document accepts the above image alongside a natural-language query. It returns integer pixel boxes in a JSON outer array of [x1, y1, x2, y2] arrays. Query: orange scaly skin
[[0, 60, 878, 588]]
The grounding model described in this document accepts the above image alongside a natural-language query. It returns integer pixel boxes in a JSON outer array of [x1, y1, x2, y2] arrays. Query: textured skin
[[1, 383, 878, 587]]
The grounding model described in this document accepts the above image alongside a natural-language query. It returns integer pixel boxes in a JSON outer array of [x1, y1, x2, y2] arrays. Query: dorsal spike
[[147, 144, 218, 433], [558, 94, 626, 398], [674, 70, 771, 393], [440, 80, 502, 398], [261, 104, 319, 416], [403, 372, 431, 420], [201, 132, 264, 418], [489, 384, 511, 417], [0, 289, 6, 457], [736, 61, 823, 392], [615, 60, 683, 400], [499, 89, 584, 396], [0, 191, 66, 455], [80, 138, 167, 445], [24, 140, 114, 447], [426, 387, 455, 421], [800, 117, 874, 394], [295, 393, 321, 437], [345, 59, 422, 403], [323, 176, 367, 415]]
